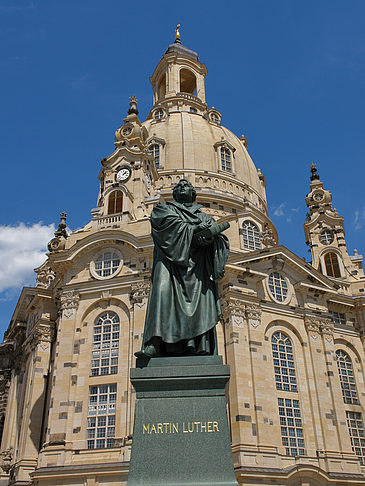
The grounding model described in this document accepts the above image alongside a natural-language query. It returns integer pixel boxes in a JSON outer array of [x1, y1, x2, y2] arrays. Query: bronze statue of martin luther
[[136, 179, 230, 358]]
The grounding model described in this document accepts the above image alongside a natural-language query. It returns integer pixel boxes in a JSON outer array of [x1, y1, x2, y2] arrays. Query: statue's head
[[173, 179, 197, 203]]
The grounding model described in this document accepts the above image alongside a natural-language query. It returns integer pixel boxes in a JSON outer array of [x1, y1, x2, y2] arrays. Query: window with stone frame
[[324, 252, 341, 278], [91, 312, 120, 376], [329, 311, 346, 325], [87, 384, 117, 449], [320, 229, 334, 245], [242, 220, 261, 250], [210, 113, 219, 123], [107, 190, 123, 215], [278, 398, 305, 456], [154, 109, 164, 121], [93, 251, 122, 279], [149, 144, 160, 168], [346, 411, 365, 465], [272, 331, 297, 392], [268, 272, 289, 303], [220, 147, 232, 172], [336, 350, 359, 405]]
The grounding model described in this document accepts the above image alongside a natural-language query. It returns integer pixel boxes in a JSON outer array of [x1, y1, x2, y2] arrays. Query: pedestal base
[[127, 356, 238, 485]]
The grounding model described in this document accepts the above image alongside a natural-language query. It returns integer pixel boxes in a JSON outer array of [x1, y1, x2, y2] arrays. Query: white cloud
[[354, 207, 365, 230], [272, 203, 300, 223], [273, 202, 286, 217], [0, 223, 55, 294]]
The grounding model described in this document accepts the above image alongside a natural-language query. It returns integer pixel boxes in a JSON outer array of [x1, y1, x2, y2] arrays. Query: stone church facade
[[0, 37, 365, 486]]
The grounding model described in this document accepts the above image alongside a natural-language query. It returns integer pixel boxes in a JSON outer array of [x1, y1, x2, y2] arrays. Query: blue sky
[[1, 0, 365, 337]]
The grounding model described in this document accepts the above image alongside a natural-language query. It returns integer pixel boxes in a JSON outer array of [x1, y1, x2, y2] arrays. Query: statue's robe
[[142, 201, 230, 355]]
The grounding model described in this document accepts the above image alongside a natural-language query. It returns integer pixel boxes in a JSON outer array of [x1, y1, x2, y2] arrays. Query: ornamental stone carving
[[221, 299, 247, 328], [305, 316, 333, 340], [60, 290, 80, 320], [304, 316, 321, 338], [1, 446, 13, 474], [222, 299, 246, 317], [29, 322, 56, 351], [130, 281, 150, 305], [36, 265, 56, 289], [245, 304, 262, 329], [260, 223, 275, 248]]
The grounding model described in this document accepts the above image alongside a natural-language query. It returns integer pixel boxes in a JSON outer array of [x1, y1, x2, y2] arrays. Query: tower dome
[[143, 37, 268, 219]]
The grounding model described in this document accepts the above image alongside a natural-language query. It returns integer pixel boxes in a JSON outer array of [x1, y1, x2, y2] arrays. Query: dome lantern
[[150, 33, 207, 108]]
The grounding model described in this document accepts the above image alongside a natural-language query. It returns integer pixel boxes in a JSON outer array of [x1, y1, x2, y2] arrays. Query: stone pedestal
[[127, 355, 238, 485]]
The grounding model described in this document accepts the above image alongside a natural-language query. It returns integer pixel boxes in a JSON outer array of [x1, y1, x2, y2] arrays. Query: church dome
[[143, 112, 266, 207], [143, 40, 268, 216]]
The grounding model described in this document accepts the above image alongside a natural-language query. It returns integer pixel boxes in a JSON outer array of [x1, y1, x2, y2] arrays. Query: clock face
[[117, 167, 131, 182]]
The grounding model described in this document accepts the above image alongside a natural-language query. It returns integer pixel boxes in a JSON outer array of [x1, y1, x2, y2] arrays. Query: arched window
[[242, 221, 261, 250], [179, 69, 196, 94], [220, 147, 231, 172], [107, 190, 123, 215], [324, 252, 341, 278], [272, 332, 297, 392], [91, 311, 120, 376], [273, 331, 305, 456], [210, 113, 219, 123], [158, 74, 166, 100], [336, 350, 359, 404], [149, 144, 160, 167]]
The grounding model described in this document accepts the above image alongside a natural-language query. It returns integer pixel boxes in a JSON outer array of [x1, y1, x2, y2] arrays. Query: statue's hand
[[193, 222, 210, 233], [196, 235, 214, 246]]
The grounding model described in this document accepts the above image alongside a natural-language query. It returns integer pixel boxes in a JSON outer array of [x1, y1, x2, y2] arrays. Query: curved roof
[[143, 111, 266, 203]]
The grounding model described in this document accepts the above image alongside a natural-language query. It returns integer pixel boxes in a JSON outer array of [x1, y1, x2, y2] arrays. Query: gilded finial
[[175, 24, 181, 44]]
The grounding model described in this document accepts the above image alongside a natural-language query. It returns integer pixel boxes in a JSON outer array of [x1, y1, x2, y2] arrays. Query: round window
[[90, 249, 123, 280], [267, 272, 289, 303], [122, 126, 132, 136], [320, 229, 334, 245], [154, 109, 164, 121]]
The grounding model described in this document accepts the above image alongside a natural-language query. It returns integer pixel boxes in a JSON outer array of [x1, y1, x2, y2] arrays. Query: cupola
[[149, 26, 208, 110]]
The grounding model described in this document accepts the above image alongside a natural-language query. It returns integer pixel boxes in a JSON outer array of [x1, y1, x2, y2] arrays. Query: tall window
[[108, 190, 123, 215], [336, 350, 359, 404], [87, 384, 116, 449], [220, 148, 232, 172], [278, 398, 305, 456], [91, 312, 120, 376], [242, 221, 261, 250], [346, 411, 365, 465], [272, 332, 297, 392], [324, 252, 341, 278], [150, 144, 160, 168]]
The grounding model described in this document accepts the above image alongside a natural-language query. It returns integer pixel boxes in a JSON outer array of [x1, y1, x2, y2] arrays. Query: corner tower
[[304, 164, 365, 292]]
